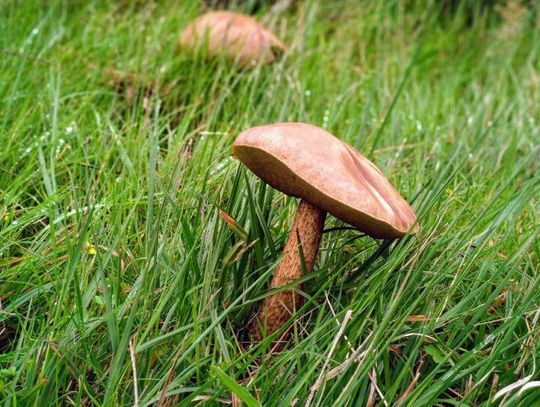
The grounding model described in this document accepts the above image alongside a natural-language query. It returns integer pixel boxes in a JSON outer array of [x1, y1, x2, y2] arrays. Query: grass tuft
[[1, 0, 539, 405]]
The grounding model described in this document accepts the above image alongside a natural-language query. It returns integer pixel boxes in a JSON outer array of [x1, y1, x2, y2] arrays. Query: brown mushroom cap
[[179, 11, 285, 65], [233, 123, 418, 239]]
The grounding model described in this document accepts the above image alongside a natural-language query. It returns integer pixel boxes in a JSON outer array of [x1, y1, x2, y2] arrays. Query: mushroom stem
[[250, 199, 326, 343]]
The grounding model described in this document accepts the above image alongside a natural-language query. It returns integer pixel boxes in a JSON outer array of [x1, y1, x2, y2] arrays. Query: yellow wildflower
[[85, 243, 97, 255]]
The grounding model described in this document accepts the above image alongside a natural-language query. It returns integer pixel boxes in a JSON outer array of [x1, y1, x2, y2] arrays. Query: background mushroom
[[179, 11, 286, 66], [233, 122, 418, 343]]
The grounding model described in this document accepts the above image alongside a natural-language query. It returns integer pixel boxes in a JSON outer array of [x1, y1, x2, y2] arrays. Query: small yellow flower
[[3, 214, 8, 222], [85, 243, 97, 255]]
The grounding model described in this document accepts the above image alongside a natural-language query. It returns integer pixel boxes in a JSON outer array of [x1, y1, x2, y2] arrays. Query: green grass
[[1, 0, 539, 405]]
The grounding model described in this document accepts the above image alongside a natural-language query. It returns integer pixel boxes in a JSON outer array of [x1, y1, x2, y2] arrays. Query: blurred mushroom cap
[[179, 11, 285, 66], [233, 123, 418, 238]]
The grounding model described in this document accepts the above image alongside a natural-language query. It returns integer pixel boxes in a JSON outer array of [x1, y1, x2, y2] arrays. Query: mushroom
[[179, 11, 286, 66], [232, 122, 418, 343]]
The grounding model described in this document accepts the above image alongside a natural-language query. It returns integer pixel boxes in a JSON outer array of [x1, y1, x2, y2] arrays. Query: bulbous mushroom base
[[250, 199, 326, 346]]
